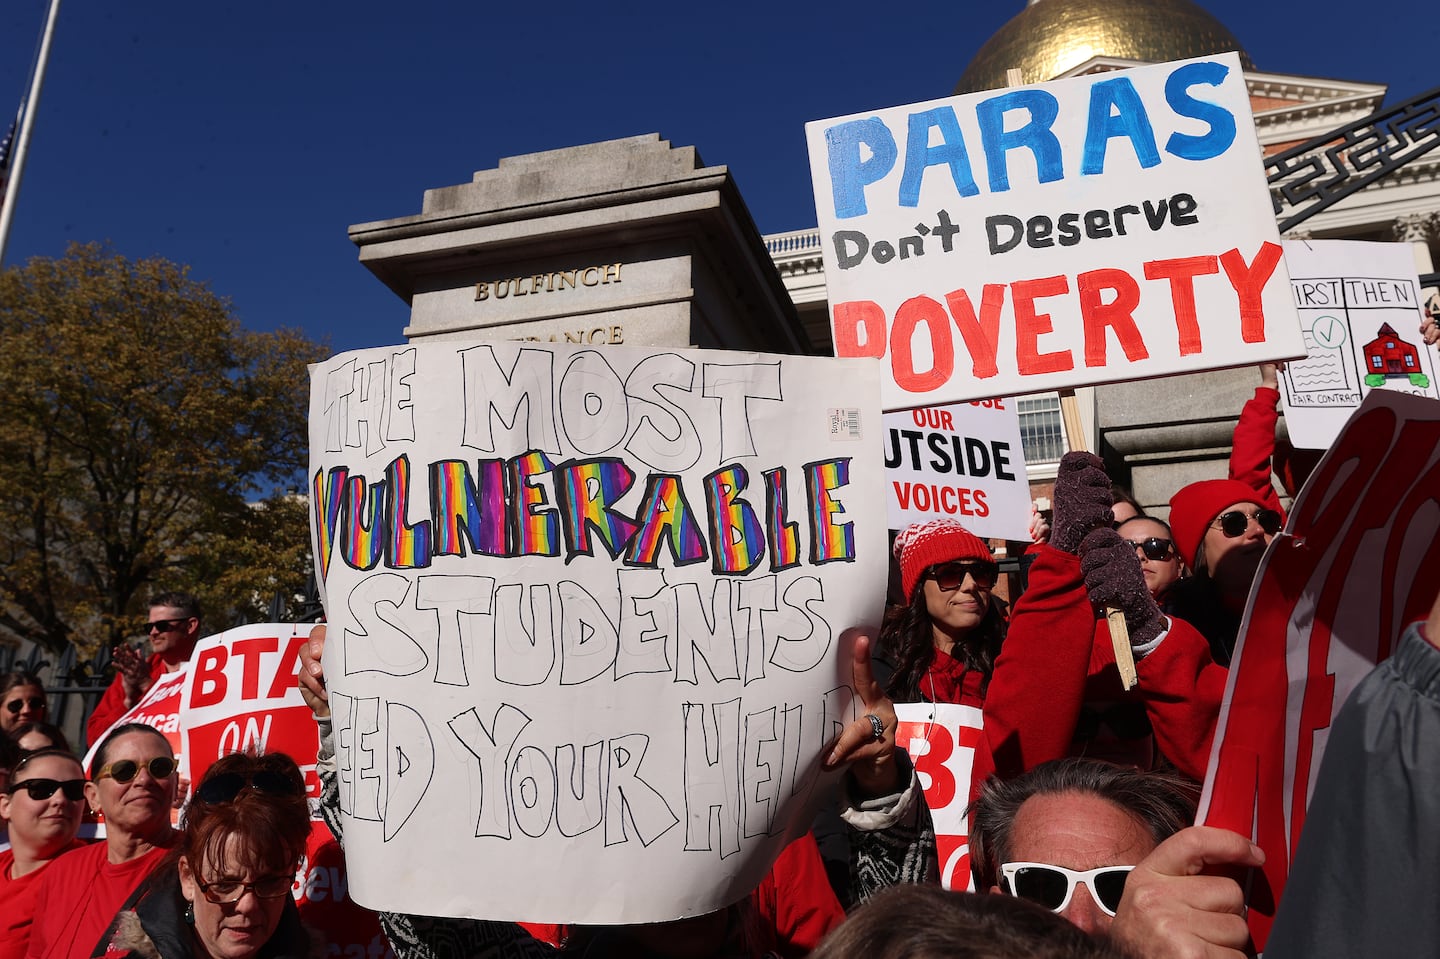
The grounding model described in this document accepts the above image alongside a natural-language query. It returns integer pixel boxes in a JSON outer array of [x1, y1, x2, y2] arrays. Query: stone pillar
[[348, 134, 809, 353], [1096, 367, 1278, 516]]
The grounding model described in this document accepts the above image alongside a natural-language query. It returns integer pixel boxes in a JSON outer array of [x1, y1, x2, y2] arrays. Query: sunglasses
[[95, 756, 177, 784], [1213, 508, 1282, 538], [147, 617, 190, 634], [4, 697, 45, 715], [195, 770, 303, 805], [1124, 537, 1175, 561], [5, 778, 86, 801], [928, 560, 1000, 591], [195, 874, 295, 905], [1000, 862, 1135, 917]]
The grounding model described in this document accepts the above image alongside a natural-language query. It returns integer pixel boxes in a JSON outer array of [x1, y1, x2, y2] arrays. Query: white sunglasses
[[999, 862, 1135, 917]]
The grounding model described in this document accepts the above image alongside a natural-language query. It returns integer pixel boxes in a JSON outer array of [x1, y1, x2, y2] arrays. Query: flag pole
[[0, 0, 63, 267]]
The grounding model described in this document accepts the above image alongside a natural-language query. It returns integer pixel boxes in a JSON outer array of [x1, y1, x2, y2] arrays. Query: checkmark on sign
[[1310, 315, 1348, 350]]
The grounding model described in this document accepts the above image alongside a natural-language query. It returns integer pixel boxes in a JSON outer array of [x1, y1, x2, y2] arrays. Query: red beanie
[[894, 520, 992, 601], [1167, 479, 1268, 570]]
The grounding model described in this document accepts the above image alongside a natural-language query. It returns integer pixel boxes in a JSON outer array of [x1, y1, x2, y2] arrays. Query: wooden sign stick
[[1059, 389, 1138, 690], [997, 69, 1136, 689]]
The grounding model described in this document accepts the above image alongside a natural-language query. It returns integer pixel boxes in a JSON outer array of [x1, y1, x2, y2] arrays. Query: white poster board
[[805, 53, 1304, 410], [1279, 240, 1436, 449], [883, 400, 1030, 539], [893, 702, 983, 891], [307, 341, 886, 923]]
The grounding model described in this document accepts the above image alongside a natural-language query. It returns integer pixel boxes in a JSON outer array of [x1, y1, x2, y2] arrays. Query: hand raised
[[1110, 825, 1263, 959], [823, 630, 900, 798]]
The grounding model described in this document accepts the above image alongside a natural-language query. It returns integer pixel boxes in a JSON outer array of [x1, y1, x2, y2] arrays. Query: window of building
[[1018, 394, 1067, 464]]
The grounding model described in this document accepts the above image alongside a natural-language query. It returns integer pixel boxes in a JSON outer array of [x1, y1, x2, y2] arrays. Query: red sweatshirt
[[974, 546, 1228, 790]]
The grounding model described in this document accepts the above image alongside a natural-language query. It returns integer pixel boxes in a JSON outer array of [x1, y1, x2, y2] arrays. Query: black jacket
[[93, 866, 315, 959]]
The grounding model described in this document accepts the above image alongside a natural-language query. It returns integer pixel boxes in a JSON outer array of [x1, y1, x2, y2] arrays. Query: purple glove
[[1051, 452, 1113, 554], [1080, 528, 1165, 648]]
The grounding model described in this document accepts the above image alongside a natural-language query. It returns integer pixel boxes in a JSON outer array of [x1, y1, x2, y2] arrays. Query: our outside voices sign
[[806, 53, 1306, 410], [308, 340, 885, 923]]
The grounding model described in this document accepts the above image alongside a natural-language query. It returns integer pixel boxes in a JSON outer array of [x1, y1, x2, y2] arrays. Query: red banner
[[1197, 391, 1440, 949]]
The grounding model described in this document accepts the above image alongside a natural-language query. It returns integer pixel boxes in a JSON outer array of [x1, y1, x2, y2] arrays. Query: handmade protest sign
[[893, 702, 984, 891], [1196, 389, 1440, 950], [883, 400, 1029, 539], [308, 341, 886, 923], [180, 625, 395, 959], [1279, 240, 1437, 449], [805, 53, 1305, 410]]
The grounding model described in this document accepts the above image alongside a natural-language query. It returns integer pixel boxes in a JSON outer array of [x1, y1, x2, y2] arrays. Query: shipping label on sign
[[883, 400, 1030, 539], [806, 53, 1305, 410]]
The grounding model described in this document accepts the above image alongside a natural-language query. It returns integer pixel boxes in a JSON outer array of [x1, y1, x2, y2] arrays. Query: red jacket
[[85, 653, 166, 746], [1229, 386, 1285, 514], [975, 546, 1227, 790]]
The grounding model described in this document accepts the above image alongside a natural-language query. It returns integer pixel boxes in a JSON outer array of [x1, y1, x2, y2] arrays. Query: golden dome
[[955, 0, 1256, 95]]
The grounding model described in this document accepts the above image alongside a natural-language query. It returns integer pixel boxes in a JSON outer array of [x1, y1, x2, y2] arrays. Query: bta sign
[[806, 53, 1304, 410], [883, 400, 1030, 540]]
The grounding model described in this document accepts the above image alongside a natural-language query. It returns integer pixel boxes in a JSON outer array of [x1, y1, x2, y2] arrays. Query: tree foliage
[[0, 243, 328, 653]]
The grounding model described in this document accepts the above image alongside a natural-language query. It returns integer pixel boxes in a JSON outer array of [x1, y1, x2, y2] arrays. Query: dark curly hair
[[879, 581, 1006, 703]]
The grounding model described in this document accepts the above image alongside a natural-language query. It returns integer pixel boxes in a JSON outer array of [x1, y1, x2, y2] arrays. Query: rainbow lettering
[[555, 458, 641, 561], [429, 459, 508, 558], [805, 458, 856, 563], [624, 474, 708, 567], [704, 465, 765, 575]]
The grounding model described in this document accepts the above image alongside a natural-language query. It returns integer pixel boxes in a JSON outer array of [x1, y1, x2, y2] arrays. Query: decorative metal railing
[[1268, 86, 1440, 233]]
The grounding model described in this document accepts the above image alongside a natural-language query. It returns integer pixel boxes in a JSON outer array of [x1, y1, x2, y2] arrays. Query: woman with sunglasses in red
[[26, 724, 178, 959], [880, 520, 1006, 709], [0, 674, 48, 737], [0, 750, 89, 959], [1112, 517, 1184, 606], [1165, 479, 1284, 667], [95, 752, 312, 959]]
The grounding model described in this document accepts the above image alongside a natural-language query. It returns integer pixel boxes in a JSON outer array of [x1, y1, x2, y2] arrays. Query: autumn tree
[[0, 243, 328, 654]]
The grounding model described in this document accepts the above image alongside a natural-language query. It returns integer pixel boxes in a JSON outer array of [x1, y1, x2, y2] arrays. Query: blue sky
[[2, 0, 1432, 354]]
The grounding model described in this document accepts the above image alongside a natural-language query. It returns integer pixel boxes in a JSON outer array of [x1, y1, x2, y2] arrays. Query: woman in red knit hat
[[879, 520, 1006, 706], [1165, 479, 1283, 665]]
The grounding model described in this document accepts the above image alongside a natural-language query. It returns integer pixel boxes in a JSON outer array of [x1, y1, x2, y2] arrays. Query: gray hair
[[967, 758, 1196, 890]]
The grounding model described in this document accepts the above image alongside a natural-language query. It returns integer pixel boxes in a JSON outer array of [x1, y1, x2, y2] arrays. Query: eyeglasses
[[4, 697, 45, 715], [147, 618, 190, 634], [928, 560, 999, 591], [1000, 862, 1135, 917], [95, 756, 177, 784], [1124, 537, 1175, 561], [195, 874, 294, 905], [5, 778, 86, 801], [1212, 508, 1282, 538], [195, 770, 303, 804]]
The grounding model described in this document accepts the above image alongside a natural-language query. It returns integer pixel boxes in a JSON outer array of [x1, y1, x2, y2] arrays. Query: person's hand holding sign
[[298, 625, 330, 719], [823, 631, 901, 798]]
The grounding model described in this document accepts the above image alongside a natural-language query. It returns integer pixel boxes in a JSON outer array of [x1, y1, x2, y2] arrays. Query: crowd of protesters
[[0, 350, 1436, 959]]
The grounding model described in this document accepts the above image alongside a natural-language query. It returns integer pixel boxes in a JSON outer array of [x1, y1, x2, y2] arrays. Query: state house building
[[352, 0, 1440, 518], [763, 0, 1440, 511]]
